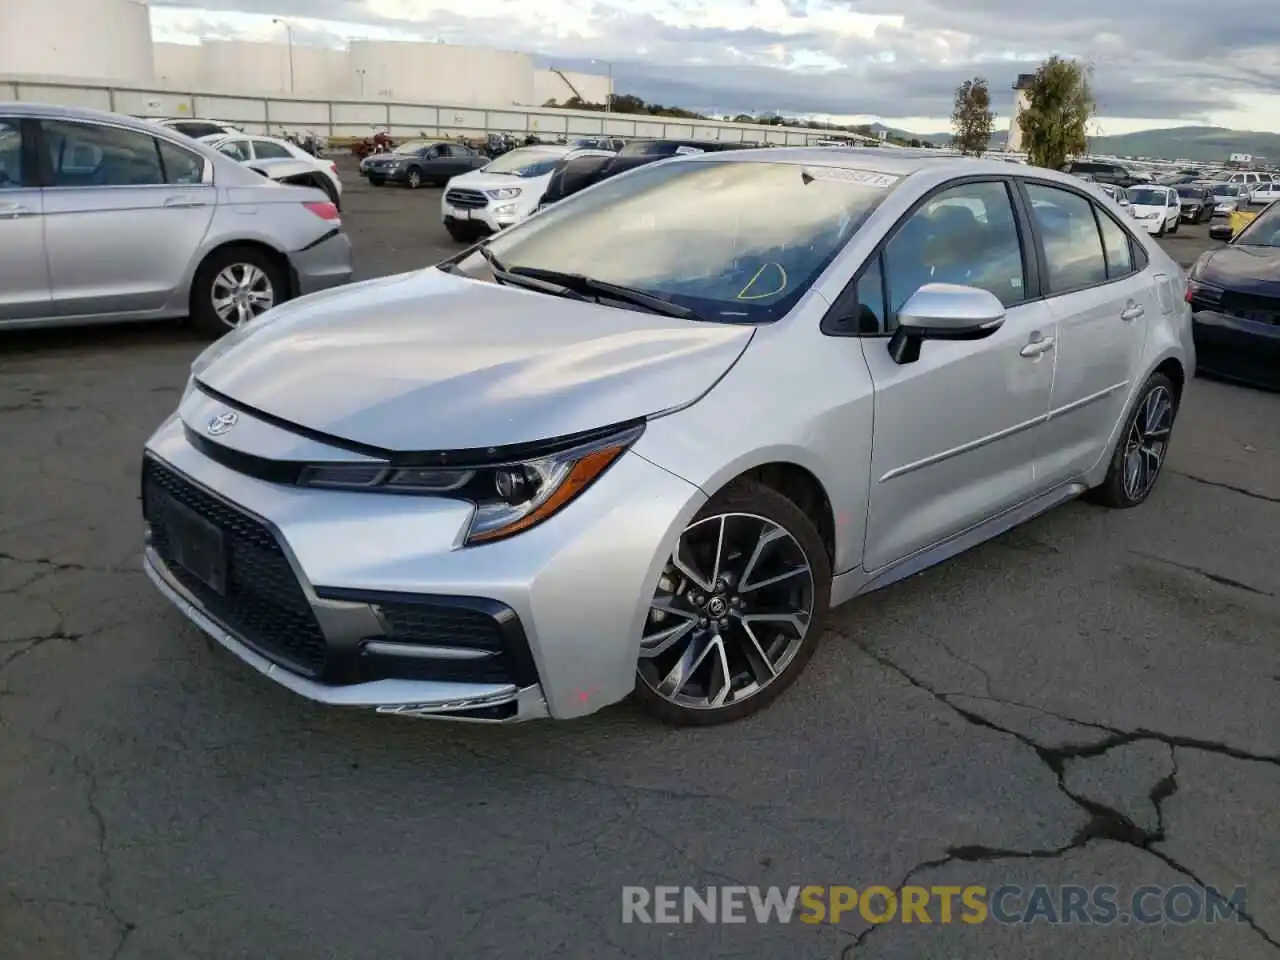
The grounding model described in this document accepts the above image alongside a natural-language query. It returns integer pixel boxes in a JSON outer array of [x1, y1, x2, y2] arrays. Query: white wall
[[153, 42, 203, 90], [532, 69, 612, 106], [0, 0, 154, 84], [198, 40, 347, 97], [347, 41, 533, 106]]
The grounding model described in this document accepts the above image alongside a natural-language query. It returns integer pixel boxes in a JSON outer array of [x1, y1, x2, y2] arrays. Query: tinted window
[[482, 159, 894, 324], [1026, 184, 1109, 292], [854, 256, 888, 334], [883, 180, 1026, 319], [157, 138, 205, 184], [1096, 212, 1135, 279], [0, 118, 22, 188], [254, 140, 292, 160], [1235, 202, 1280, 246], [43, 120, 163, 187], [217, 140, 249, 162]]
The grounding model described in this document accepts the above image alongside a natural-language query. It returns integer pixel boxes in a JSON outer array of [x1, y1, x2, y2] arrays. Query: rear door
[[1022, 180, 1156, 484], [0, 116, 52, 322], [39, 119, 216, 318]]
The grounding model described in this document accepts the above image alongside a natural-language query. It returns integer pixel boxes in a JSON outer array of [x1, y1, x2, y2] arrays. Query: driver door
[[859, 179, 1057, 571]]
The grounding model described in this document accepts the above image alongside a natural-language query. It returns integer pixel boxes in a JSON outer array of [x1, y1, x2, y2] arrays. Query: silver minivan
[[0, 103, 353, 335]]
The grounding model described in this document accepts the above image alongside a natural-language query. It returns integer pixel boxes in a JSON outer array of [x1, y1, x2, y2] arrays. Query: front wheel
[[1088, 373, 1178, 509], [406, 168, 423, 189], [633, 480, 832, 726]]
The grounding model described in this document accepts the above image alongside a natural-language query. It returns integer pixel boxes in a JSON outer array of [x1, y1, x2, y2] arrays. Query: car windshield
[[1178, 188, 1206, 199], [476, 159, 896, 324], [1212, 184, 1240, 196], [1128, 188, 1166, 205], [392, 141, 430, 155], [482, 148, 565, 177], [1235, 202, 1280, 245]]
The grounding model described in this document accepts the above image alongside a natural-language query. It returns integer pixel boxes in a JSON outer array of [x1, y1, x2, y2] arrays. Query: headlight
[[486, 187, 523, 200], [297, 424, 643, 545], [492, 203, 517, 216]]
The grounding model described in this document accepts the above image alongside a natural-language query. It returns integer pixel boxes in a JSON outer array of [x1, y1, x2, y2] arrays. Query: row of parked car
[[1075, 174, 1280, 239]]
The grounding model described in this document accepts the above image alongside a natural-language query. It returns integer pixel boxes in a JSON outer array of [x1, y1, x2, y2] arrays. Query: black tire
[[189, 245, 288, 338], [444, 223, 472, 243], [368, 176, 384, 187], [1087, 372, 1179, 509], [633, 479, 832, 727]]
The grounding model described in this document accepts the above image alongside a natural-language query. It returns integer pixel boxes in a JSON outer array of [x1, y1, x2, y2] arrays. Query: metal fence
[[1, 73, 870, 147]]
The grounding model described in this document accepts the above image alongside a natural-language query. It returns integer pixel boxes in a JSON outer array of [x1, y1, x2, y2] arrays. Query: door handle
[[1020, 336, 1055, 358], [163, 196, 210, 208], [1121, 302, 1145, 322], [0, 203, 34, 218]]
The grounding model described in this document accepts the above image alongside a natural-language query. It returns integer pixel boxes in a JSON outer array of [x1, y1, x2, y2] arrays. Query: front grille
[[444, 188, 489, 209], [1218, 291, 1280, 326], [143, 458, 328, 676]]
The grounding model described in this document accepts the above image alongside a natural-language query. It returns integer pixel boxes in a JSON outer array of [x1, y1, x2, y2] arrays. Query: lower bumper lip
[[144, 547, 549, 721]]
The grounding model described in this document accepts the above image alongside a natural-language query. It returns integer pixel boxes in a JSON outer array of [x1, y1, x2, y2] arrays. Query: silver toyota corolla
[[142, 149, 1194, 726], [0, 103, 352, 335]]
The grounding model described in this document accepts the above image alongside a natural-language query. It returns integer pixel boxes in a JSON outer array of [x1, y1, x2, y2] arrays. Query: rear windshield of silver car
[[483, 159, 899, 323]]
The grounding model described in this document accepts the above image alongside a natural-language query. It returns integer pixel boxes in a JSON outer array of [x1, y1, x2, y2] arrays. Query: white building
[[8, 0, 613, 111], [1005, 73, 1035, 153], [1, 0, 155, 85]]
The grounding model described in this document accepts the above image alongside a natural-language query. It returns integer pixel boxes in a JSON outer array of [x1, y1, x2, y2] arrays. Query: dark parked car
[[1174, 185, 1214, 223], [1187, 200, 1280, 390], [1060, 160, 1147, 188], [536, 154, 618, 211], [617, 138, 745, 157], [362, 141, 487, 188]]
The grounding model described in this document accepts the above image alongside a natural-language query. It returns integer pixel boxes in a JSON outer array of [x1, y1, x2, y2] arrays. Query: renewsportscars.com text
[[622, 884, 1249, 927]]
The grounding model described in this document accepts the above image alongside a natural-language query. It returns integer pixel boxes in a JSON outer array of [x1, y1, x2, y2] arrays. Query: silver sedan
[[141, 149, 1194, 725], [0, 103, 353, 335]]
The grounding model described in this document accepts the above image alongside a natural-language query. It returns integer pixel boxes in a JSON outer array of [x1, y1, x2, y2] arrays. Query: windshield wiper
[[475, 244, 507, 273], [508, 267, 703, 321]]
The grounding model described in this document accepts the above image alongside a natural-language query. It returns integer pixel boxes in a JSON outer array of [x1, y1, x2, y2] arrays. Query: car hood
[[446, 169, 551, 191], [195, 268, 754, 453], [1198, 245, 1280, 292], [1130, 203, 1167, 217]]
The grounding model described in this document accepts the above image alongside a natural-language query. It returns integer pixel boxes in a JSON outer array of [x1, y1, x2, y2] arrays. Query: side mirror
[[888, 283, 1006, 365], [1209, 223, 1233, 242]]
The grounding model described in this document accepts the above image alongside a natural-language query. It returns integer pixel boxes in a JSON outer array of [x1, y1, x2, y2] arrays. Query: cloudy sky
[[149, 0, 1280, 135]]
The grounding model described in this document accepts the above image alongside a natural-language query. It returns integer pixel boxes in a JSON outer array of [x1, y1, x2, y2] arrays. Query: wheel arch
[[713, 461, 837, 564]]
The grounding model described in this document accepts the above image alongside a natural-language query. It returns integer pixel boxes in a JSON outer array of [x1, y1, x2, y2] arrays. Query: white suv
[[441, 145, 613, 241]]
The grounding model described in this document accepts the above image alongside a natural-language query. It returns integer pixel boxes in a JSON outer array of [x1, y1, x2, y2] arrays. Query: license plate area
[[164, 497, 227, 595]]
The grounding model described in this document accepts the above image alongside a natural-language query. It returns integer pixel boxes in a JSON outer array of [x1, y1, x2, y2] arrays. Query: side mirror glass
[[888, 283, 1006, 365]]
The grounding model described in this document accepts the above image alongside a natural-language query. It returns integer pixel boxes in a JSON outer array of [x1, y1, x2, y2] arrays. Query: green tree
[[951, 77, 995, 155], [1018, 56, 1096, 169]]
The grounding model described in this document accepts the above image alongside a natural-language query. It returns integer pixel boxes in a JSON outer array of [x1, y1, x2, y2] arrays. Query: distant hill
[[866, 123, 1280, 162]]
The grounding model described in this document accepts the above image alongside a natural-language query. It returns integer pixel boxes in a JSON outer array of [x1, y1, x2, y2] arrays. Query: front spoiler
[[144, 547, 550, 722]]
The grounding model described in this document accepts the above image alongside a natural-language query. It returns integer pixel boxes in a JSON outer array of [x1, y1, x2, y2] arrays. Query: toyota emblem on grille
[[207, 411, 239, 436]]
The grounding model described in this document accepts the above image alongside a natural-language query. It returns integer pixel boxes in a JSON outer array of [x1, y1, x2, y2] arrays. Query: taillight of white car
[[303, 201, 341, 223]]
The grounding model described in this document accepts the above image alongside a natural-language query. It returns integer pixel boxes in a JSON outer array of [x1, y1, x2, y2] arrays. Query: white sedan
[[1125, 185, 1181, 236], [201, 133, 342, 206]]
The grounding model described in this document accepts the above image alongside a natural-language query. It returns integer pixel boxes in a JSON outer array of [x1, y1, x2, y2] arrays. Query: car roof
[[676, 146, 1120, 187]]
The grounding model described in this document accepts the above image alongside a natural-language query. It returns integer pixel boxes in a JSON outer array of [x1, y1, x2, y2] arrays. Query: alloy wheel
[[1122, 385, 1174, 501], [211, 264, 275, 328], [637, 513, 815, 712], [408, 170, 422, 188]]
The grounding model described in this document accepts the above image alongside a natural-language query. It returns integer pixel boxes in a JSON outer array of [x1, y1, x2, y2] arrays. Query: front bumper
[[1180, 204, 1203, 221], [141, 398, 705, 720], [1137, 216, 1167, 234], [1192, 309, 1280, 391], [288, 231, 353, 298]]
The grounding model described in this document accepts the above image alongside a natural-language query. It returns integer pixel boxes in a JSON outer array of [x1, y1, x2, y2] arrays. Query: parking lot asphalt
[[1, 161, 1277, 960]]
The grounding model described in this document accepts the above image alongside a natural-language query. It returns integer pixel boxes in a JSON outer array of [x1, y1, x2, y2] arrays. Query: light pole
[[273, 18, 295, 94], [356, 68, 366, 98], [591, 59, 613, 113]]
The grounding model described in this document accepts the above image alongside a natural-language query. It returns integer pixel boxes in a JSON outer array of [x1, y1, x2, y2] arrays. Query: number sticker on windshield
[[801, 167, 900, 188]]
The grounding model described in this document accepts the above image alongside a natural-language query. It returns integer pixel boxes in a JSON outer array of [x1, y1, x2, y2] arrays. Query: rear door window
[[1025, 183, 1109, 293]]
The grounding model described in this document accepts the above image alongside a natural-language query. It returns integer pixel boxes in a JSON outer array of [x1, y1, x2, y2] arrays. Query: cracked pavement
[[1, 168, 1277, 959]]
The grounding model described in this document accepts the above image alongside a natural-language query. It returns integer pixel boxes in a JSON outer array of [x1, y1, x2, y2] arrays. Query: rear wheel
[[189, 246, 286, 337], [1088, 373, 1178, 509], [634, 480, 831, 726]]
